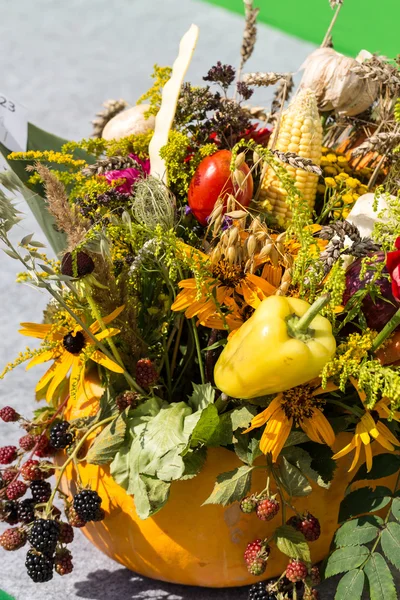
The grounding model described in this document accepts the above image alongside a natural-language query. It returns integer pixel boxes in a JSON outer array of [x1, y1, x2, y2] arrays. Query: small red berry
[[34, 434, 54, 458], [244, 539, 270, 565], [136, 359, 158, 388], [55, 548, 74, 575], [256, 496, 280, 521], [67, 506, 86, 528], [240, 495, 258, 514], [6, 480, 28, 500], [310, 565, 321, 586], [0, 446, 18, 465], [59, 522, 74, 544], [20, 459, 54, 481], [287, 512, 321, 542], [0, 527, 27, 550], [115, 391, 140, 412], [304, 590, 320, 600], [0, 407, 19, 422], [248, 557, 267, 576], [286, 559, 308, 583], [19, 434, 36, 451], [2, 468, 18, 484]]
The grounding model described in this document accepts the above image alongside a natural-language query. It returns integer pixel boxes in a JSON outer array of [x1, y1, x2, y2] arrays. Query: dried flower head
[[203, 62, 236, 90]]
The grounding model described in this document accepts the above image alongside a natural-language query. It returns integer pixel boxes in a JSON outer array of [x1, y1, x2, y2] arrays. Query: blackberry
[[28, 518, 60, 555], [287, 512, 321, 542], [248, 582, 276, 600], [0, 446, 18, 464], [115, 391, 139, 412], [21, 459, 54, 481], [286, 559, 308, 583], [248, 558, 267, 576], [61, 251, 95, 278], [19, 434, 36, 451], [92, 507, 105, 522], [244, 539, 270, 565], [0, 527, 27, 551], [240, 495, 257, 514], [49, 421, 74, 449], [0, 406, 19, 422], [0, 472, 4, 489], [34, 434, 54, 458], [18, 499, 36, 524], [256, 497, 280, 522], [67, 506, 86, 528], [2, 468, 18, 484], [59, 522, 74, 544], [55, 548, 73, 576], [135, 358, 158, 388], [25, 549, 54, 582], [73, 489, 102, 522], [1, 500, 19, 524], [30, 480, 52, 503], [6, 480, 27, 500]]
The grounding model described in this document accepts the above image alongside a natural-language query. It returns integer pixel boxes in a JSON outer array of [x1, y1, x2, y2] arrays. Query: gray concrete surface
[[0, 1, 335, 598]]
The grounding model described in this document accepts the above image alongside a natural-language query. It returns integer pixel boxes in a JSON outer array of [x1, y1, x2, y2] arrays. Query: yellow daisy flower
[[243, 381, 336, 461], [19, 306, 125, 403], [324, 177, 337, 188]]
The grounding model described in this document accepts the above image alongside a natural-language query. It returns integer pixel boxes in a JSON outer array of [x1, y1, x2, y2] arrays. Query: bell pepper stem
[[288, 294, 331, 338], [371, 306, 400, 353]]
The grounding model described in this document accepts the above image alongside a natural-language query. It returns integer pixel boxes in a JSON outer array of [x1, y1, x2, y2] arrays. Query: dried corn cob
[[259, 88, 323, 223]]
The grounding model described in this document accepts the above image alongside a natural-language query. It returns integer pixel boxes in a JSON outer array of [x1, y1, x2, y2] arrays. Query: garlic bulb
[[300, 48, 379, 117], [102, 104, 155, 141]]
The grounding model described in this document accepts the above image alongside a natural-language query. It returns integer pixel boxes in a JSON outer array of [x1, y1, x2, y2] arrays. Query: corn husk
[[300, 48, 379, 117], [102, 104, 155, 140]]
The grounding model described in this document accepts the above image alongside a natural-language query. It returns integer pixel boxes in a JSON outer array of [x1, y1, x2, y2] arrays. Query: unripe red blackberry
[[25, 549, 54, 582], [287, 512, 321, 542], [28, 518, 60, 555], [18, 498, 36, 524], [248, 557, 267, 576], [256, 497, 280, 521], [30, 480, 52, 503], [2, 468, 18, 484], [136, 358, 158, 388], [55, 548, 74, 576], [115, 391, 140, 412], [0, 446, 18, 464], [61, 251, 95, 278], [240, 495, 257, 514], [310, 565, 321, 586], [304, 590, 320, 600], [67, 506, 86, 528], [59, 522, 74, 544], [73, 489, 102, 522], [6, 480, 27, 500], [0, 527, 27, 550], [19, 434, 36, 451], [244, 539, 270, 565], [285, 559, 308, 583], [34, 434, 54, 458], [0, 406, 19, 422], [21, 459, 54, 481], [0, 500, 19, 525], [49, 421, 74, 449]]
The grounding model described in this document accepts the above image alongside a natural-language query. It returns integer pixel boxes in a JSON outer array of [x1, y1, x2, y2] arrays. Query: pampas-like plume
[[28, 163, 89, 250]]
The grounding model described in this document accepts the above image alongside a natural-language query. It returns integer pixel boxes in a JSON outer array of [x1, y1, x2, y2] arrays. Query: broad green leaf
[[276, 456, 312, 497], [302, 442, 337, 485], [130, 473, 170, 519], [335, 570, 365, 600], [86, 412, 127, 465], [353, 454, 400, 482], [274, 525, 310, 562], [230, 406, 256, 431], [110, 445, 130, 489], [381, 522, 400, 571], [325, 546, 369, 578], [334, 516, 382, 547], [203, 465, 254, 506], [364, 553, 397, 600], [339, 487, 392, 522], [234, 432, 262, 466], [391, 497, 400, 521], [283, 431, 310, 447], [181, 448, 207, 480], [207, 411, 233, 446], [282, 445, 328, 489], [190, 404, 220, 447], [187, 382, 215, 411]]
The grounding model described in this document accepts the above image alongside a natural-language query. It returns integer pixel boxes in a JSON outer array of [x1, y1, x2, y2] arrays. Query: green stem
[[191, 318, 205, 385], [287, 294, 331, 338], [45, 416, 114, 512], [371, 307, 400, 353], [326, 398, 364, 417]]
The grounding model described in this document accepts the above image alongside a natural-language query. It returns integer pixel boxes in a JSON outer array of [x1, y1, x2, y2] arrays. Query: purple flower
[[184, 205, 192, 216], [105, 155, 150, 194]]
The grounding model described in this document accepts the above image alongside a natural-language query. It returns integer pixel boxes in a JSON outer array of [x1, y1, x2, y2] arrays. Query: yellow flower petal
[[349, 436, 362, 472], [311, 409, 336, 446], [95, 328, 121, 341], [243, 395, 283, 433], [19, 323, 53, 339], [26, 350, 56, 370], [46, 354, 74, 402], [90, 350, 124, 373]]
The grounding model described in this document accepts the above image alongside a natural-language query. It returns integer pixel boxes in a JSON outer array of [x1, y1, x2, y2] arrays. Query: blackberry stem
[[44, 416, 114, 513]]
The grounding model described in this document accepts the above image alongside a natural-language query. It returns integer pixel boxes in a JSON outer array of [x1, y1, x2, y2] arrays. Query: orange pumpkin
[[60, 389, 398, 588]]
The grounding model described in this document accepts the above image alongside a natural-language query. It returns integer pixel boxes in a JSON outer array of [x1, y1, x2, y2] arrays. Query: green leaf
[[325, 546, 370, 578], [230, 406, 257, 431], [275, 456, 312, 497], [86, 412, 127, 465], [181, 448, 207, 480], [110, 445, 130, 489], [207, 411, 233, 446], [189, 404, 219, 447], [131, 473, 171, 519], [203, 465, 254, 506], [334, 516, 382, 547], [335, 570, 365, 600], [339, 487, 392, 522], [282, 446, 328, 489], [187, 382, 215, 411], [364, 553, 397, 600], [283, 431, 310, 447], [234, 432, 262, 466], [392, 497, 400, 521], [353, 454, 400, 482], [274, 525, 311, 562], [302, 442, 337, 485], [381, 522, 400, 571]]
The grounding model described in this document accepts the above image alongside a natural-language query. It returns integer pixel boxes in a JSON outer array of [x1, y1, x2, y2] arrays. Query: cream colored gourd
[[259, 88, 323, 222]]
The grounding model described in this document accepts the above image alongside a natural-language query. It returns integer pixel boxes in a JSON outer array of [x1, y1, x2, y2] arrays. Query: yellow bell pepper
[[214, 295, 336, 399]]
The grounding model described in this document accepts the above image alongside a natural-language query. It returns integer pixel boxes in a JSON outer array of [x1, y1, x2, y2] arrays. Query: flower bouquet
[[0, 1, 400, 598]]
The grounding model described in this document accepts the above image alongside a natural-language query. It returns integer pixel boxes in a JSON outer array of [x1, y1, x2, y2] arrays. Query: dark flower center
[[63, 331, 86, 355]]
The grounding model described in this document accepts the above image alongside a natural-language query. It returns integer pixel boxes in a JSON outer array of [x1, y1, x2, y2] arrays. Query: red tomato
[[188, 149, 253, 225]]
